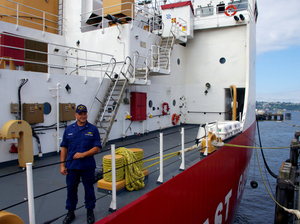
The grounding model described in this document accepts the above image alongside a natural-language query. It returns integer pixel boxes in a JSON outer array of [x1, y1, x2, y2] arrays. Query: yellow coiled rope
[[103, 154, 125, 182], [115, 147, 145, 191]]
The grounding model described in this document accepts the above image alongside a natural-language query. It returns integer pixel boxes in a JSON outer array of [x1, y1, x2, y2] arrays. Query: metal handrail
[[0, 33, 114, 77], [194, 3, 253, 23], [100, 56, 131, 122], [0, 0, 64, 34], [151, 45, 171, 71], [132, 50, 150, 81], [88, 57, 117, 114], [80, 2, 163, 34]]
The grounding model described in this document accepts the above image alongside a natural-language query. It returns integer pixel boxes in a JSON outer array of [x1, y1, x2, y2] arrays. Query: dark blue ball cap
[[76, 104, 87, 114]]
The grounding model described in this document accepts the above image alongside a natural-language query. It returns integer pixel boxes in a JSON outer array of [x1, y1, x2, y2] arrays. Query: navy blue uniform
[[61, 121, 101, 210]]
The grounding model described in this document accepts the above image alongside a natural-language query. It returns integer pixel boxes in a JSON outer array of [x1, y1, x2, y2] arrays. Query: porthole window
[[177, 58, 180, 65], [173, 99, 176, 106], [149, 100, 153, 108], [44, 102, 51, 115], [220, 57, 226, 64]]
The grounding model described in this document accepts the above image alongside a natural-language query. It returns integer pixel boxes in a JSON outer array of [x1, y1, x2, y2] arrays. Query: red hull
[[97, 122, 255, 224]]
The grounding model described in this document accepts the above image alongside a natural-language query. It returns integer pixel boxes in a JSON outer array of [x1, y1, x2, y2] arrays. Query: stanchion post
[[157, 133, 163, 184], [204, 123, 208, 156], [179, 127, 185, 171], [109, 144, 117, 212], [26, 163, 36, 224]]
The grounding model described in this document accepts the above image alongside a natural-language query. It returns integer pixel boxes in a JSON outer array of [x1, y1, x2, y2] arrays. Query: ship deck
[[0, 124, 201, 224]]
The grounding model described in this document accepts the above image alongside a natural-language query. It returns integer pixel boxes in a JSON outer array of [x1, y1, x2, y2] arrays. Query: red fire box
[[130, 92, 147, 121]]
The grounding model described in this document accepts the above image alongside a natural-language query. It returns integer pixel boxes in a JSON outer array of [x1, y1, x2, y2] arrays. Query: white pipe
[[109, 144, 117, 211], [157, 133, 163, 183], [146, 113, 152, 133], [123, 113, 126, 138], [204, 123, 208, 156], [215, 120, 219, 139], [56, 83, 61, 153], [16, 3, 19, 30], [42, 12, 45, 36], [179, 127, 185, 171], [26, 163, 36, 224], [123, 112, 130, 138], [84, 51, 88, 84], [146, 116, 149, 133]]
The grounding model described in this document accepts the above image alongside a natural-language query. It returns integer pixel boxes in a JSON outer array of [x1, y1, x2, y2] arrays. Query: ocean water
[[235, 112, 300, 224]]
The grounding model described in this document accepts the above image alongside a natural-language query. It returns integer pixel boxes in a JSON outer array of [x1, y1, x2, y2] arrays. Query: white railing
[[194, 2, 254, 24], [23, 127, 189, 222], [171, 17, 187, 42], [151, 45, 171, 72], [0, 0, 64, 35], [132, 51, 150, 82], [80, 2, 163, 34], [0, 33, 114, 82], [109, 127, 188, 209]]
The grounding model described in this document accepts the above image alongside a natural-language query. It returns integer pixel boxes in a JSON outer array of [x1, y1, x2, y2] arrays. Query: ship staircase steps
[[92, 57, 133, 147], [129, 51, 151, 85], [150, 22, 186, 75], [157, 31, 175, 70]]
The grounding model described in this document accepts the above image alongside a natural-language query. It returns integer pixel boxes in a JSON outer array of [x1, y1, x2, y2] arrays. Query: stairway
[[129, 52, 150, 84], [93, 57, 133, 146], [151, 28, 175, 73]]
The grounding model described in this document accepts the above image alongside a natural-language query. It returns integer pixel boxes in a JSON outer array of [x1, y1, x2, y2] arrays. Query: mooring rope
[[255, 148, 300, 219], [115, 147, 145, 191], [221, 143, 300, 150]]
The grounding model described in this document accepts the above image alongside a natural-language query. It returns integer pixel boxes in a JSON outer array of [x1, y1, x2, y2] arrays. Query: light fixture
[[239, 14, 245, 21], [234, 15, 239, 21], [65, 84, 71, 93], [106, 14, 122, 24], [205, 83, 211, 95]]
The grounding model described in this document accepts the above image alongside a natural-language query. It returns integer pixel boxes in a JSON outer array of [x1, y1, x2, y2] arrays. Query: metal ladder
[[131, 51, 150, 81], [94, 56, 133, 146], [153, 27, 175, 70]]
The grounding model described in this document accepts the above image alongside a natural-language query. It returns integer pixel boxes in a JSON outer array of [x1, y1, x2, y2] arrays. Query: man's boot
[[87, 209, 95, 224], [63, 210, 75, 224]]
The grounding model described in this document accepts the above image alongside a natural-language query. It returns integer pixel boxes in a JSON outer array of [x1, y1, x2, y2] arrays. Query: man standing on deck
[[60, 104, 101, 224]]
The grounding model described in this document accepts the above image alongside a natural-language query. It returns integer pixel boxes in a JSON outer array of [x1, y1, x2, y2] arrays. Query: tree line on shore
[[256, 101, 300, 111]]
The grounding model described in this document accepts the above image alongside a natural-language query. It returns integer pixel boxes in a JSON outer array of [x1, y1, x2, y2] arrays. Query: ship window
[[230, 1, 248, 12], [148, 100, 153, 108], [173, 100, 176, 106], [177, 59, 180, 65], [44, 102, 51, 115], [217, 3, 225, 14], [25, 39, 48, 73], [195, 6, 214, 17], [220, 57, 226, 64]]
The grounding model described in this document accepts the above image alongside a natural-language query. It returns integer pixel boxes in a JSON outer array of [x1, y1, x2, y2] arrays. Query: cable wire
[[256, 119, 278, 178]]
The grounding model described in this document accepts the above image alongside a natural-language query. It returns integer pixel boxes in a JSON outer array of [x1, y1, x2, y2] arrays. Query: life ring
[[162, 102, 170, 116], [225, 5, 237, 17], [172, 113, 180, 125]]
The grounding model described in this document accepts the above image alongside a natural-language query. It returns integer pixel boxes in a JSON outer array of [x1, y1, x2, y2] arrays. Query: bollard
[[290, 139, 298, 167]]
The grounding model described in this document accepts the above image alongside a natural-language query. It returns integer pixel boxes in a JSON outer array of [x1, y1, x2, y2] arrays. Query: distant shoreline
[[256, 101, 300, 111]]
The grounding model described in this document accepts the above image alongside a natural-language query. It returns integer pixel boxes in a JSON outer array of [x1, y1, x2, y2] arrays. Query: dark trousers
[[66, 169, 95, 210]]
